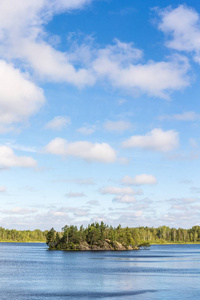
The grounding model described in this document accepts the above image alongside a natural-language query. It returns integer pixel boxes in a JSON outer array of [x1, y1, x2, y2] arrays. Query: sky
[[0, 0, 200, 231]]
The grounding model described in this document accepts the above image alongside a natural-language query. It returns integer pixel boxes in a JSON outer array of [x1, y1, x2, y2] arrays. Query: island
[[46, 223, 200, 251], [46, 222, 150, 250]]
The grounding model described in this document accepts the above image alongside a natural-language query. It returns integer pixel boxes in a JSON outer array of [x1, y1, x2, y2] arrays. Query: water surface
[[0, 243, 200, 299]]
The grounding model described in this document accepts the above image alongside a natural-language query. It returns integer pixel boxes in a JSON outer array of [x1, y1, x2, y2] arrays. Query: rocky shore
[[75, 239, 139, 251]]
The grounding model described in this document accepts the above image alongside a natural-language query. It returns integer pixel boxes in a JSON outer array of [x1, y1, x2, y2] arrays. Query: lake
[[0, 243, 200, 299]]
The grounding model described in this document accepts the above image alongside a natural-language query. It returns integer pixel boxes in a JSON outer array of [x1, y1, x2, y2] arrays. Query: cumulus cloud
[[54, 206, 91, 218], [0, 0, 93, 36], [0, 2, 97, 129], [113, 195, 136, 203], [45, 116, 71, 130], [100, 186, 139, 195], [0, 1, 191, 101], [104, 120, 132, 132], [122, 128, 179, 152], [44, 138, 116, 163], [0, 146, 37, 169], [0, 210, 73, 231], [0, 0, 95, 87], [162, 211, 199, 227], [77, 125, 96, 135], [0, 60, 45, 130], [54, 178, 95, 185], [18, 40, 95, 86], [72, 178, 95, 185], [0, 207, 37, 215], [50, 210, 67, 217], [173, 111, 200, 121], [158, 5, 200, 63], [160, 111, 200, 121], [65, 192, 86, 198], [93, 40, 190, 98], [87, 200, 100, 206], [73, 208, 90, 217], [122, 174, 157, 185], [166, 151, 199, 161], [167, 197, 197, 204], [162, 197, 200, 226], [53, 178, 95, 185]]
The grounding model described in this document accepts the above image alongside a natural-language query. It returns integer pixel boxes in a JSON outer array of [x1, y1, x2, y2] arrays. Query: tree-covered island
[[46, 222, 200, 251], [46, 222, 150, 250]]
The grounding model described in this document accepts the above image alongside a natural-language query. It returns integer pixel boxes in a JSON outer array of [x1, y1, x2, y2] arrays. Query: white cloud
[[65, 192, 86, 198], [87, 200, 99, 206], [75, 178, 95, 185], [122, 128, 179, 152], [54, 178, 95, 185], [101, 39, 143, 62], [77, 125, 95, 135], [18, 40, 95, 86], [168, 197, 197, 204], [0, 60, 45, 130], [158, 5, 200, 63], [113, 195, 136, 203], [44, 138, 116, 163], [73, 208, 90, 217], [0, 0, 95, 87], [173, 111, 200, 121], [122, 174, 157, 185], [45, 116, 71, 130], [0, 2, 191, 100], [50, 211, 66, 217], [104, 120, 132, 132], [160, 111, 200, 121], [0, 207, 37, 215], [49, 0, 93, 12], [166, 151, 199, 161], [100, 186, 137, 195], [57, 206, 91, 218], [7, 143, 37, 153], [93, 40, 190, 98], [0, 0, 93, 40], [0, 146, 37, 169]]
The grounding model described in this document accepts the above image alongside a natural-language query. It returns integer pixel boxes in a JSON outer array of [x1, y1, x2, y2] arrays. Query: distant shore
[[0, 240, 45, 243], [1, 241, 200, 246], [1, 224, 200, 246]]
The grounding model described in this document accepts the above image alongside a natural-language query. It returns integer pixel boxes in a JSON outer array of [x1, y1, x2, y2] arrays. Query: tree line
[[1, 224, 200, 245], [46, 223, 200, 250], [0, 227, 47, 242]]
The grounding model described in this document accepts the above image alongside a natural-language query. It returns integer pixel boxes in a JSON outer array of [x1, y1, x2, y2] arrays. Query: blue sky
[[0, 0, 200, 230]]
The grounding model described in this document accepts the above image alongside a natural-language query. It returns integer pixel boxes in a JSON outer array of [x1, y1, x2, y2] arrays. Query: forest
[[0, 224, 200, 247], [46, 223, 200, 251], [0, 227, 47, 242]]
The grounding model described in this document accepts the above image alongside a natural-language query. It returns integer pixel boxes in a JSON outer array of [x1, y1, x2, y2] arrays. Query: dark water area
[[0, 243, 200, 299]]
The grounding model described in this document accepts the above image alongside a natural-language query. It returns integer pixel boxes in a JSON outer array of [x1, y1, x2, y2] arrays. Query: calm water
[[0, 243, 200, 299]]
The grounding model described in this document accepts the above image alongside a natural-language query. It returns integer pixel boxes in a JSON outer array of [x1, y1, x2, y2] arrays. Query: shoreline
[[1, 241, 200, 245], [0, 241, 46, 243], [151, 242, 200, 245]]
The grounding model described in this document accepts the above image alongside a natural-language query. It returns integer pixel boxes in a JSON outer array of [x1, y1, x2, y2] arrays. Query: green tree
[[46, 228, 56, 249]]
